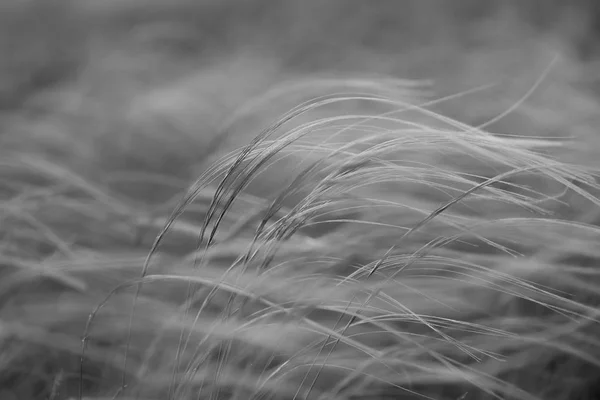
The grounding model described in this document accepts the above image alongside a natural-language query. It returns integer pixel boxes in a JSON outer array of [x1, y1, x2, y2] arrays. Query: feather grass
[[1, 37, 600, 400]]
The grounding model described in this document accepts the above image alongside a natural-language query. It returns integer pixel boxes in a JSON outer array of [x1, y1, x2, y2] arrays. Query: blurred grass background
[[3, 0, 600, 177]]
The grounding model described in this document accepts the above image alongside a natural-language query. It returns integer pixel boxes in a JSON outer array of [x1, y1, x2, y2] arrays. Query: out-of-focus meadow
[[2, 1, 600, 399]]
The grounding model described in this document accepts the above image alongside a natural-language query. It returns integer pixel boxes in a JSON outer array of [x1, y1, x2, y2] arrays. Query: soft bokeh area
[[1, 1, 600, 400]]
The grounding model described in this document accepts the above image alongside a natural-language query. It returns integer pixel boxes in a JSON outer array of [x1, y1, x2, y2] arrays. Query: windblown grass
[[1, 65, 599, 400], [1, 2, 600, 400]]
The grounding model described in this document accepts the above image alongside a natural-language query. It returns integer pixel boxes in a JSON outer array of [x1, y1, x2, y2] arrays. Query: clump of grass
[[2, 70, 600, 400]]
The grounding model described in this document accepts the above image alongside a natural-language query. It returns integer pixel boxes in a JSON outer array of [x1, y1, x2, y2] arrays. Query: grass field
[[1, 1, 600, 399]]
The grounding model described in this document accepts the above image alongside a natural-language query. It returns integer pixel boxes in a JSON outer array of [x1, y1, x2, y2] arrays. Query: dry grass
[[1, 1, 600, 400]]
